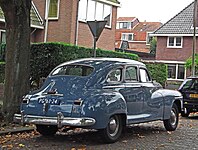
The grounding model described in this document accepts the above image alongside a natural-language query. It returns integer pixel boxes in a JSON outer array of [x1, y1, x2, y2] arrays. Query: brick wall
[[33, 0, 117, 50], [156, 36, 198, 61]]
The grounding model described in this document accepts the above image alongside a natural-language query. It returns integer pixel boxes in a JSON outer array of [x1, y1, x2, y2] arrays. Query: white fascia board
[[31, 25, 44, 29], [142, 60, 185, 64], [97, 0, 121, 7], [128, 41, 146, 43], [0, 18, 5, 22], [150, 33, 196, 37]]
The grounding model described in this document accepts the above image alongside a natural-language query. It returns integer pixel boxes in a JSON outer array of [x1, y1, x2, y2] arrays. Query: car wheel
[[100, 115, 123, 143], [163, 103, 179, 131], [181, 110, 190, 117], [36, 125, 58, 136]]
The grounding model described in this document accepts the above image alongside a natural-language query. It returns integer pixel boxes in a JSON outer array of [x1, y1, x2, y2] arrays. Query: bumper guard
[[13, 111, 96, 128]]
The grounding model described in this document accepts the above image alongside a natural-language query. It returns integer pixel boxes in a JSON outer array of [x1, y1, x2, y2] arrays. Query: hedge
[[30, 42, 139, 85], [146, 63, 168, 87], [0, 43, 168, 88]]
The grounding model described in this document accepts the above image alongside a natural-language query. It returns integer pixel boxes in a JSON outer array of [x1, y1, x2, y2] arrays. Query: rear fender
[[82, 91, 127, 129]]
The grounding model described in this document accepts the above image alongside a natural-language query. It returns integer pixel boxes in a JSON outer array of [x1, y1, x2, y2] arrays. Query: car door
[[139, 68, 164, 120], [120, 66, 145, 123]]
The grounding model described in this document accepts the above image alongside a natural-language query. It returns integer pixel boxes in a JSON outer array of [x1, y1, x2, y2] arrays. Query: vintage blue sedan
[[14, 58, 183, 143]]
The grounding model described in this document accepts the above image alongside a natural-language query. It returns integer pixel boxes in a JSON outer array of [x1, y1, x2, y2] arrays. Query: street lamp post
[[192, 0, 197, 77]]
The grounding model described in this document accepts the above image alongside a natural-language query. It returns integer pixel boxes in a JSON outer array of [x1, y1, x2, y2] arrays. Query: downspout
[[44, 0, 50, 43], [74, 0, 80, 46]]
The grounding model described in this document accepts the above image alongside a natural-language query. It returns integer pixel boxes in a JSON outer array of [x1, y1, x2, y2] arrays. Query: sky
[[117, 0, 194, 23]]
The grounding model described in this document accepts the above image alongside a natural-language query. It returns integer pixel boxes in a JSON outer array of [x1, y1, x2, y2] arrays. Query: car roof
[[58, 58, 145, 67]]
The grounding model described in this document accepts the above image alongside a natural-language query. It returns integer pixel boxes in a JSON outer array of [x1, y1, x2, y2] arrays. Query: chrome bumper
[[13, 112, 96, 128]]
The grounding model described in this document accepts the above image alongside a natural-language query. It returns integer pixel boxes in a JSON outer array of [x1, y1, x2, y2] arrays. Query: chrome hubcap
[[170, 109, 177, 126], [108, 117, 119, 137]]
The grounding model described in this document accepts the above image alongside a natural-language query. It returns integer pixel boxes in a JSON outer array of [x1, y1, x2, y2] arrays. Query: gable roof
[[0, 2, 44, 29], [153, 1, 196, 35]]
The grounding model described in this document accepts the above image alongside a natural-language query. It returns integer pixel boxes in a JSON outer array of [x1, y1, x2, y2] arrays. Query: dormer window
[[45, 0, 60, 20], [167, 37, 183, 48], [117, 22, 131, 29]]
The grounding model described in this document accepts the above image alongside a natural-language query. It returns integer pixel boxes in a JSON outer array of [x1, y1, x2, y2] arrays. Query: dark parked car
[[178, 76, 198, 117], [14, 58, 183, 143]]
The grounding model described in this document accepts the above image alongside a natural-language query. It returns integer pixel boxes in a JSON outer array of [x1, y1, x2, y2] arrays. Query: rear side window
[[107, 68, 122, 82], [51, 65, 94, 77], [125, 66, 138, 82]]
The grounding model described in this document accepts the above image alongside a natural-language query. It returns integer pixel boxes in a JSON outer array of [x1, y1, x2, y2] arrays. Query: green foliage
[[30, 42, 139, 85], [150, 38, 157, 54], [185, 54, 198, 75], [146, 63, 167, 87]]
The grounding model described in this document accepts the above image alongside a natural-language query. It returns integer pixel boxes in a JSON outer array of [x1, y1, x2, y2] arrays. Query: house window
[[78, 0, 112, 27], [45, 0, 60, 19], [167, 37, 183, 48], [121, 33, 133, 41], [168, 64, 185, 80], [146, 32, 153, 45], [117, 22, 131, 29], [0, 31, 6, 44]]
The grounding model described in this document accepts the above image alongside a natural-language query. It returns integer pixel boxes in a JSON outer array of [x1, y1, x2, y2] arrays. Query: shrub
[[185, 53, 198, 75], [146, 63, 167, 87]]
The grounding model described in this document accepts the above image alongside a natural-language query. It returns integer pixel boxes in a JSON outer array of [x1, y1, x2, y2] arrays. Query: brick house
[[0, 0, 120, 51], [152, 1, 198, 81], [115, 17, 162, 53], [31, 0, 120, 50]]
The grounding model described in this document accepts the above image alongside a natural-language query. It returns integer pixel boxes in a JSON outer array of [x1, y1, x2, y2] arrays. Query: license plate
[[38, 98, 60, 105], [190, 94, 198, 98]]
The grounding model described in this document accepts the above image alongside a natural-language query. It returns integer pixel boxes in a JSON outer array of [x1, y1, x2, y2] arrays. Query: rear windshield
[[51, 65, 94, 77], [180, 79, 198, 90]]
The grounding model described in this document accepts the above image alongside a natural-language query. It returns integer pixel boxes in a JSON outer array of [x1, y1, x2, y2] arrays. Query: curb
[[0, 126, 35, 136]]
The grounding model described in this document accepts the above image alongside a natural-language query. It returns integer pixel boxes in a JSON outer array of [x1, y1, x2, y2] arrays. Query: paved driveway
[[0, 114, 198, 150]]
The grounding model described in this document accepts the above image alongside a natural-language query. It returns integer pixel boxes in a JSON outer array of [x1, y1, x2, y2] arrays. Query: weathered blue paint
[[14, 58, 183, 129]]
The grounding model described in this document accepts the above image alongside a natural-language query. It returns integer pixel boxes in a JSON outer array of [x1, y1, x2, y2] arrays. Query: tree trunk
[[0, 0, 31, 122]]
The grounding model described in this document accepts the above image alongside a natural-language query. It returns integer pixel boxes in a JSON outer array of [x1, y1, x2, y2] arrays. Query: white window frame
[[167, 36, 183, 48], [45, 0, 60, 20], [117, 22, 131, 29], [78, 0, 112, 28], [167, 64, 186, 80], [121, 33, 134, 41], [0, 30, 6, 44], [146, 32, 153, 45]]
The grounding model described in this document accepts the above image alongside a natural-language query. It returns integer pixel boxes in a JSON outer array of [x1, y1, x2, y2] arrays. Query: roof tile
[[154, 1, 195, 34]]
